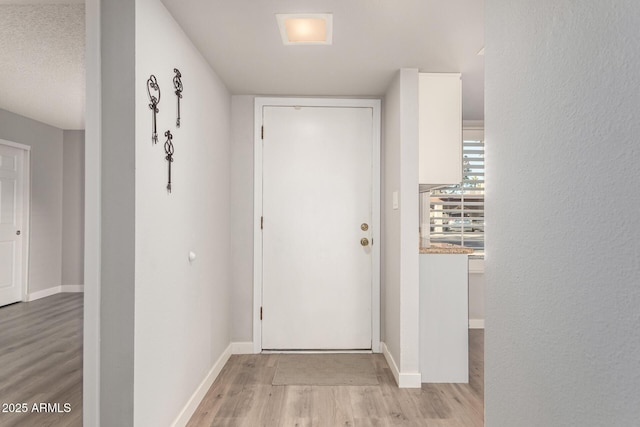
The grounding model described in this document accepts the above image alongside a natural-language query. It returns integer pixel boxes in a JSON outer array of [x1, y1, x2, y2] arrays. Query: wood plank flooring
[[0, 293, 484, 427], [188, 330, 484, 427], [0, 293, 83, 427]]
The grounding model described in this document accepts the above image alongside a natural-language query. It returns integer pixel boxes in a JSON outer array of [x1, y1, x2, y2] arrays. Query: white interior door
[[0, 143, 26, 307], [261, 105, 374, 350]]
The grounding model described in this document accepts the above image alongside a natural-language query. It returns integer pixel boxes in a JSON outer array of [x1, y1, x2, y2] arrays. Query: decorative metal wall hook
[[164, 130, 174, 193], [173, 68, 183, 128], [147, 75, 161, 143]]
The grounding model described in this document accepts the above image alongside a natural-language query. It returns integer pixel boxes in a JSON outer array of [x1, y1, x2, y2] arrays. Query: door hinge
[[260, 306, 263, 320], [261, 216, 263, 230], [261, 126, 264, 140]]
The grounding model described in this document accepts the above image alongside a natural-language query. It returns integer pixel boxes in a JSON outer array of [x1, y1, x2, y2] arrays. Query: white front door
[[261, 105, 375, 350], [0, 143, 26, 307]]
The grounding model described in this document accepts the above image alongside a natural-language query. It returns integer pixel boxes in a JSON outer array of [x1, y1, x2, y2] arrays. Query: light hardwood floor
[[0, 294, 483, 427], [0, 293, 83, 427], [188, 331, 484, 427]]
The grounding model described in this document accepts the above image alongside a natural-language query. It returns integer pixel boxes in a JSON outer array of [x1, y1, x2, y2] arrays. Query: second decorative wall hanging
[[146, 74, 160, 144], [173, 68, 183, 128], [164, 130, 174, 193]]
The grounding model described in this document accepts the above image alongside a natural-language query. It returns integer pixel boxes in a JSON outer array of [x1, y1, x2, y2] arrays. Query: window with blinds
[[429, 130, 485, 256]]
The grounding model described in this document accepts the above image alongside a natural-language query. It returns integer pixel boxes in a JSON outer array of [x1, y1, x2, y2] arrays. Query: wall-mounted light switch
[[392, 191, 399, 210]]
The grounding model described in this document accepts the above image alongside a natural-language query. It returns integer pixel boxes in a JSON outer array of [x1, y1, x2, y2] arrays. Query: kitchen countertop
[[419, 243, 474, 254]]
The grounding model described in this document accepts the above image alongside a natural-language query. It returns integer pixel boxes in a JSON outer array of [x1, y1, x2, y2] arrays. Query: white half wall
[[134, 1, 232, 426], [486, 0, 640, 425]]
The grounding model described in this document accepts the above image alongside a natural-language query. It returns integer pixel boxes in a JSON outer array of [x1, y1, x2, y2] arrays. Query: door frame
[[253, 97, 381, 353], [0, 139, 31, 302]]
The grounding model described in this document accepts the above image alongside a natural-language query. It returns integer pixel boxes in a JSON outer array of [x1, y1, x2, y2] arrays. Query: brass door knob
[[360, 237, 370, 246]]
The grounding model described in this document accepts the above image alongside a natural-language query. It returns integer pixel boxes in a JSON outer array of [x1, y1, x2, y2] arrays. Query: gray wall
[[0, 108, 63, 294], [0, 111, 85, 295], [485, 0, 640, 425], [62, 130, 85, 286]]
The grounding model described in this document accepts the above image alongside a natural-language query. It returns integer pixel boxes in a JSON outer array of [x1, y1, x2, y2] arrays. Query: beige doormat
[[272, 353, 379, 386]]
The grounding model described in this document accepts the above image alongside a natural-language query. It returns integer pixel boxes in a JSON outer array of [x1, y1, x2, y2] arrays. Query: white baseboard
[[26, 284, 84, 301], [26, 286, 60, 301], [231, 342, 254, 354], [398, 371, 422, 388], [61, 284, 84, 293], [380, 342, 421, 389], [171, 342, 233, 427], [380, 342, 400, 385], [469, 319, 485, 329]]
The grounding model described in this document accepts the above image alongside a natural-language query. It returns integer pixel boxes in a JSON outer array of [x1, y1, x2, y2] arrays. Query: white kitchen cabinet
[[419, 253, 469, 383], [418, 73, 462, 189]]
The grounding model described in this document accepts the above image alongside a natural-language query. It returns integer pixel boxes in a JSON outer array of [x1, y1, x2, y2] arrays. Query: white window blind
[[430, 130, 485, 256]]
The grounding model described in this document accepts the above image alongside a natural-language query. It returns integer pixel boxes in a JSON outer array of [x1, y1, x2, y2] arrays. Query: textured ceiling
[[0, 0, 484, 130], [0, 1, 83, 3], [161, 0, 485, 120], [0, 3, 85, 130]]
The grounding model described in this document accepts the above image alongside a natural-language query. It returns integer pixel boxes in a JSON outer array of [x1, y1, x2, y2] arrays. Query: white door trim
[[253, 97, 381, 354], [0, 139, 31, 302]]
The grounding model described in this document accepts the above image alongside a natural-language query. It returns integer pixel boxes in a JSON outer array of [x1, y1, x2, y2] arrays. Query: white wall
[[134, 0, 232, 426], [62, 130, 85, 287], [468, 271, 484, 326], [230, 95, 255, 342], [485, 0, 640, 425], [382, 72, 401, 367], [398, 69, 420, 383], [382, 69, 421, 387], [0, 108, 63, 294]]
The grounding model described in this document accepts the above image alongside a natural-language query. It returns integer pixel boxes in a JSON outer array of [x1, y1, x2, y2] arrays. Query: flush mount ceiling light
[[276, 13, 333, 45]]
